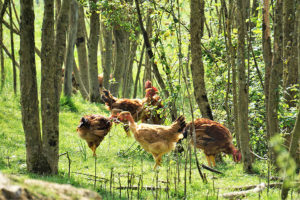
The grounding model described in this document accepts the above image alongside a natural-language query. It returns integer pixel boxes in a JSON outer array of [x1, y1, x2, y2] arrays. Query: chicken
[[183, 118, 241, 167], [140, 87, 164, 124], [77, 115, 113, 156], [102, 89, 144, 121], [117, 111, 186, 169]]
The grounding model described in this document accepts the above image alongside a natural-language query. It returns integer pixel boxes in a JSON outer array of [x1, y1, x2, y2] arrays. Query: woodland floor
[[0, 88, 298, 200]]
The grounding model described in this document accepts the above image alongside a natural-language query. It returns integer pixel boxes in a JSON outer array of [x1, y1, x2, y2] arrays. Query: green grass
[[0, 2, 298, 199], [0, 83, 297, 200]]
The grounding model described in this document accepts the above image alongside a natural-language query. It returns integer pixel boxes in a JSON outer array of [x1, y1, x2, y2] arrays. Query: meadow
[[0, 76, 295, 199]]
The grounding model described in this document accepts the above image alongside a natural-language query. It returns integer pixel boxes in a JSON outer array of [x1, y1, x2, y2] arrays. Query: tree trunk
[[262, 0, 273, 142], [64, 0, 78, 97], [41, 0, 58, 174], [110, 27, 127, 97], [133, 43, 145, 98], [268, 0, 283, 161], [190, 0, 213, 120], [236, 0, 252, 173], [88, 0, 101, 102], [143, 13, 152, 83], [123, 39, 138, 98], [8, 0, 16, 94], [227, 0, 240, 148], [283, 0, 298, 108], [20, 0, 51, 174], [73, 58, 89, 99], [76, 5, 89, 92], [102, 24, 112, 89], [0, 1, 5, 89]]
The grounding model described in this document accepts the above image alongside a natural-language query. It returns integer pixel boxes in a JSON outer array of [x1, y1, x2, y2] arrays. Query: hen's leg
[[209, 155, 216, 167], [123, 124, 131, 137], [206, 155, 212, 167], [152, 154, 160, 170], [91, 144, 97, 157]]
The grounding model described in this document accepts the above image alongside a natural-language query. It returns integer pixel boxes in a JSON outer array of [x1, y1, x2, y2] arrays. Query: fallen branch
[[220, 183, 282, 191], [250, 150, 268, 160], [116, 185, 169, 192], [222, 183, 266, 199], [201, 164, 223, 174]]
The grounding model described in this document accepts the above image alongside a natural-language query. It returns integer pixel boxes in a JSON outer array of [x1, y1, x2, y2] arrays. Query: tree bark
[[0, 1, 5, 89], [102, 24, 112, 89], [41, 0, 58, 174], [110, 27, 127, 97], [76, 5, 89, 92], [190, 0, 213, 120], [88, 0, 101, 102], [64, 0, 78, 97], [20, 0, 51, 174], [262, 0, 273, 141], [133, 43, 145, 98], [236, 0, 252, 173], [123, 38, 138, 98], [143, 13, 152, 83], [268, 0, 283, 161], [9, 0, 16, 94], [283, 0, 298, 108]]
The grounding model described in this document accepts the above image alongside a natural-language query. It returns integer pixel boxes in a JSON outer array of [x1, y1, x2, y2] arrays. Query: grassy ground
[[0, 83, 297, 200], [0, 2, 298, 200]]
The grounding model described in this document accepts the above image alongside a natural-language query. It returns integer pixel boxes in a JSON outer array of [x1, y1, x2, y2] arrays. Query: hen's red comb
[[145, 80, 152, 89]]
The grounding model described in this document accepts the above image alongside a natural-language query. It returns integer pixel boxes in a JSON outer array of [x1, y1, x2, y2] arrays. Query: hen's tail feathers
[[175, 115, 186, 132]]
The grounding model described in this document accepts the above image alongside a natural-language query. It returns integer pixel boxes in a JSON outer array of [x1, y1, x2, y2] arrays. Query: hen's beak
[[78, 122, 84, 128]]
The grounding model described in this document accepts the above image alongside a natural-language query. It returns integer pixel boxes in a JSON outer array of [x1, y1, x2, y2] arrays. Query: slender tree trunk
[[8, 0, 16, 94], [123, 39, 138, 98], [135, 0, 177, 120], [236, 0, 252, 173], [73, 58, 89, 99], [268, 0, 283, 161], [144, 13, 152, 83], [20, 0, 51, 174], [110, 27, 127, 97], [76, 5, 89, 92], [190, 0, 213, 120], [121, 33, 131, 98], [262, 0, 273, 141], [64, 0, 78, 97], [88, 0, 101, 102], [283, 0, 298, 108], [133, 43, 145, 98], [102, 24, 112, 89], [0, 2, 4, 89]]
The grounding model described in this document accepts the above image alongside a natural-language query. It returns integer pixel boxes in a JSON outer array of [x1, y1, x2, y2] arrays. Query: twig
[[71, 172, 108, 181], [201, 164, 223, 174], [66, 152, 71, 179], [250, 150, 268, 160]]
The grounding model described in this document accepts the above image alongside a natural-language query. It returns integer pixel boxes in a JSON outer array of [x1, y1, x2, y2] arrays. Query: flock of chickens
[[76, 81, 241, 169]]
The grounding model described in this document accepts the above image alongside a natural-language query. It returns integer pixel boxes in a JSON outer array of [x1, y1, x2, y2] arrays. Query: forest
[[0, 0, 299, 199]]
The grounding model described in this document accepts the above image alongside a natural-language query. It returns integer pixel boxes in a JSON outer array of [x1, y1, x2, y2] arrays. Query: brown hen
[[118, 111, 186, 169], [77, 115, 113, 156], [183, 118, 241, 167]]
